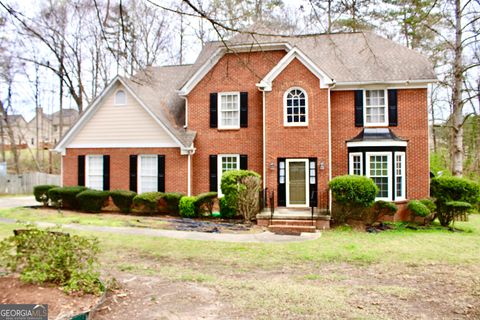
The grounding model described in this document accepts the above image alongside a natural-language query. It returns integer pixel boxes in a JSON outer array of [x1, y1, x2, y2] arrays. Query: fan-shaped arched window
[[114, 89, 127, 105], [284, 88, 308, 126]]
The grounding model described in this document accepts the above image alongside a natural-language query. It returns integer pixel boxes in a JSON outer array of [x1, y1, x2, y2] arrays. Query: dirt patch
[[0, 275, 100, 319], [93, 272, 223, 320]]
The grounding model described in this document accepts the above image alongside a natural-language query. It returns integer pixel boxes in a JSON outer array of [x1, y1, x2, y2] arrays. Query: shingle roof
[[347, 128, 407, 142]]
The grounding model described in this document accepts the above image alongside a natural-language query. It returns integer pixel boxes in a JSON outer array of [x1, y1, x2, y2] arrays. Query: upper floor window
[[218, 92, 240, 129], [364, 90, 387, 126], [114, 89, 127, 105], [284, 88, 308, 126]]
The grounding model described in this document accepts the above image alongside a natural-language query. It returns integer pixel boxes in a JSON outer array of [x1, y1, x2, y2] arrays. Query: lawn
[[0, 209, 479, 319]]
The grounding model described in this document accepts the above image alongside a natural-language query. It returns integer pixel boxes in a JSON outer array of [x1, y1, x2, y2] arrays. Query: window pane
[[365, 90, 386, 124], [219, 93, 239, 127], [369, 154, 389, 198], [140, 155, 158, 192], [115, 90, 126, 105], [87, 156, 103, 190], [285, 89, 307, 124]]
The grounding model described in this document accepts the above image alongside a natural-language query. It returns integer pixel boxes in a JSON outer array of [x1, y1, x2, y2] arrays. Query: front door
[[286, 159, 309, 207]]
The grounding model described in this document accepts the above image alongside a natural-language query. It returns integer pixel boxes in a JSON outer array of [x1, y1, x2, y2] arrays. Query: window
[[115, 89, 127, 105], [138, 155, 158, 193], [86, 155, 104, 190], [218, 154, 239, 196], [395, 152, 405, 199], [364, 90, 387, 126], [218, 92, 240, 129], [284, 88, 308, 126], [349, 153, 363, 175]]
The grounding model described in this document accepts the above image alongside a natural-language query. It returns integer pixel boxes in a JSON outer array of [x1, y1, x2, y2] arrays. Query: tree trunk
[[0, 100, 20, 174], [450, 0, 464, 176]]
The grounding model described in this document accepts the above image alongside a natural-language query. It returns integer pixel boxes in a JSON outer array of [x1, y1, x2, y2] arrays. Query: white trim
[[218, 92, 240, 129], [67, 142, 178, 148], [85, 155, 104, 190], [286, 159, 309, 208], [262, 90, 266, 190], [394, 152, 406, 200], [366, 152, 392, 201], [137, 154, 158, 194], [364, 89, 388, 127], [257, 47, 334, 91], [283, 87, 309, 127], [327, 86, 332, 211], [333, 79, 437, 87], [187, 152, 192, 196], [349, 152, 363, 175], [217, 154, 240, 197], [114, 89, 127, 105], [346, 140, 408, 147]]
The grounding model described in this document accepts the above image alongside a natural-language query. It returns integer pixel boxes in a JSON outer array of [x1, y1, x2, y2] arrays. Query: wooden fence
[[0, 172, 60, 194]]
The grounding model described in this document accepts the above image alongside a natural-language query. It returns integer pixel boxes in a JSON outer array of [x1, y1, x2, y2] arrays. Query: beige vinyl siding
[[69, 84, 177, 147]]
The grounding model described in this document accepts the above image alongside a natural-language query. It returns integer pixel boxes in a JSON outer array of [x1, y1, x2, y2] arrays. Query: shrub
[[179, 196, 197, 218], [47, 186, 88, 210], [195, 192, 217, 216], [367, 200, 397, 224], [33, 185, 58, 206], [431, 176, 480, 226], [0, 228, 103, 295], [440, 201, 473, 226], [220, 170, 261, 220], [162, 192, 185, 215], [407, 200, 430, 219], [328, 175, 378, 223], [219, 197, 236, 219], [221, 170, 261, 208], [133, 192, 164, 213], [110, 190, 137, 213], [419, 198, 436, 214], [76, 190, 110, 213]]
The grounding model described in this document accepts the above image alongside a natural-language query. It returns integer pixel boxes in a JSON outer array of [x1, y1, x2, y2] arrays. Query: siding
[[69, 84, 177, 147]]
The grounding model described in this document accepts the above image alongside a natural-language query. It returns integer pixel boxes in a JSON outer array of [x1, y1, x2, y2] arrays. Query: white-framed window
[[218, 154, 240, 196], [349, 152, 363, 175], [218, 92, 240, 129], [114, 89, 127, 105], [366, 152, 392, 201], [364, 89, 387, 126], [86, 155, 104, 190], [395, 152, 406, 200], [138, 155, 158, 193], [284, 87, 308, 126]]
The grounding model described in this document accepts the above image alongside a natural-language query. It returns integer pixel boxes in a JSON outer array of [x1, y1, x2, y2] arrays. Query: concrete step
[[268, 224, 317, 235], [268, 219, 317, 226]]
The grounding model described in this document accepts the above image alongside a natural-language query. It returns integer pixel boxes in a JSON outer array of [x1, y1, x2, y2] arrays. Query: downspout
[[187, 151, 191, 196], [327, 82, 335, 212], [262, 89, 266, 190]]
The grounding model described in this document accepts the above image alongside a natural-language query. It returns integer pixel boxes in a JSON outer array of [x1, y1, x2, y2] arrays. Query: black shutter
[[388, 89, 398, 126], [209, 155, 218, 192], [210, 93, 218, 128], [103, 155, 110, 191], [277, 158, 286, 207], [240, 154, 248, 170], [240, 92, 248, 128], [354, 90, 364, 127], [158, 155, 165, 192], [77, 155, 85, 186], [129, 155, 137, 192], [309, 158, 318, 207]]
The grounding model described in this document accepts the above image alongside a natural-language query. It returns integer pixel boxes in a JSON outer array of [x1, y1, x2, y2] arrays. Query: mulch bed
[[0, 275, 101, 319]]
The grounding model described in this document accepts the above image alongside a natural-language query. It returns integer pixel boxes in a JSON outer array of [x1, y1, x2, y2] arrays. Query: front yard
[[0, 208, 479, 319]]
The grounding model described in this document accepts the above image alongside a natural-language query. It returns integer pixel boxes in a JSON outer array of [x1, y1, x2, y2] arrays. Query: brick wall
[[63, 147, 188, 193], [187, 50, 286, 195]]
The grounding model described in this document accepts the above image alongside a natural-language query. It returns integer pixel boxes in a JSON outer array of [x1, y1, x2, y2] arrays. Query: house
[[54, 30, 436, 228]]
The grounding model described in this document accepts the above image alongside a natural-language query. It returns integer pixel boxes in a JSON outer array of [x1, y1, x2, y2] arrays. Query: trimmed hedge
[[110, 190, 137, 213], [407, 200, 430, 218], [368, 200, 397, 224], [219, 197, 236, 219], [33, 185, 58, 206], [133, 192, 164, 213], [195, 192, 217, 216], [179, 196, 197, 218], [162, 192, 184, 215], [76, 190, 110, 213], [47, 186, 88, 209], [419, 198, 436, 214]]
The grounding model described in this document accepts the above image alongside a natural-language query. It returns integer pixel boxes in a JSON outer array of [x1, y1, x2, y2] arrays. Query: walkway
[[0, 195, 37, 208]]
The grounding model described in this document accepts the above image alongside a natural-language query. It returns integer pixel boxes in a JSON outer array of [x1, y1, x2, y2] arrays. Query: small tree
[[220, 170, 261, 221]]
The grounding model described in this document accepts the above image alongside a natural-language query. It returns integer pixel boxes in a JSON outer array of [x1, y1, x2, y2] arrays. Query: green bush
[[219, 197, 236, 219], [419, 198, 436, 214], [407, 200, 430, 218], [162, 192, 184, 215], [431, 176, 480, 226], [33, 185, 58, 206], [110, 190, 137, 213], [0, 228, 103, 295], [195, 192, 217, 216], [328, 175, 378, 223], [179, 196, 197, 218], [220, 170, 261, 209], [76, 190, 110, 213], [133, 192, 164, 213], [367, 200, 397, 224], [47, 186, 88, 210]]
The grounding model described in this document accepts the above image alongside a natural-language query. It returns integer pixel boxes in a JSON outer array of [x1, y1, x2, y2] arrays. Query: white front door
[[286, 159, 309, 207]]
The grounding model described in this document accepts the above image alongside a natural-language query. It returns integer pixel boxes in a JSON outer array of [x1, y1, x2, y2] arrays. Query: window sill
[[283, 123, 309, 128], [364, 124, 389, 128], [217, 127, 241, 131]]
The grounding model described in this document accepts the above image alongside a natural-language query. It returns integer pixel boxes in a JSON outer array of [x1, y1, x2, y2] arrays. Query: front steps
[[257, 209, 331, 235], [268, 219, 317, 235]]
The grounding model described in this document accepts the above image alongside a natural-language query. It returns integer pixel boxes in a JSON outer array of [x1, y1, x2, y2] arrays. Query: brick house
[[55, 31, 436, 227]]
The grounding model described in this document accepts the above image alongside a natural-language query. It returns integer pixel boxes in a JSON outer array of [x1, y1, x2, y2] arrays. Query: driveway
[[0, 195, 37, 208]]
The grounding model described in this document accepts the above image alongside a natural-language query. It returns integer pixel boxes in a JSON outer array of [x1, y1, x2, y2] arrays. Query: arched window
[[114, 90, 126, 105], [284, 88, 308, 126]]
